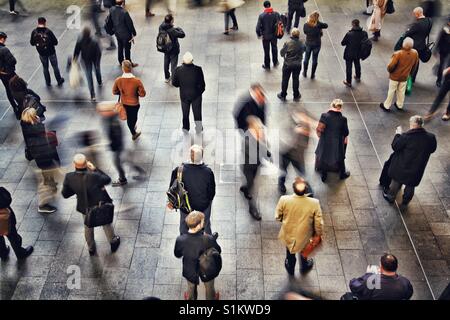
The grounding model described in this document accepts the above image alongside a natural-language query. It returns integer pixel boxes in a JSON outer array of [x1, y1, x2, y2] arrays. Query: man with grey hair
[[278, 28, 305, 102], [379, 37, 419, 112], [383, 115, 436, 207], [168, 145, 216, 235]]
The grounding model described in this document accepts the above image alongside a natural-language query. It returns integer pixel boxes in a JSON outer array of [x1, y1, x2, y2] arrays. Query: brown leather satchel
[[0, 208, 11, 236]]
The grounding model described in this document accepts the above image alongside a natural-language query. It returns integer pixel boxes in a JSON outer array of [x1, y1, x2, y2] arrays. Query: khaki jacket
[[275, 194, 323, 254]]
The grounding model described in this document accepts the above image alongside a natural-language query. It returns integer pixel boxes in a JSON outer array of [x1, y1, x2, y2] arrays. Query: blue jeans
[[39, 54, 63, 85], [303, 45, 321, 74], [83, 58, 102, 98]]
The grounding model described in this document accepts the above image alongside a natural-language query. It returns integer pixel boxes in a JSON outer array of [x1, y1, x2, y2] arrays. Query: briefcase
[[84, 202, 114, 228]]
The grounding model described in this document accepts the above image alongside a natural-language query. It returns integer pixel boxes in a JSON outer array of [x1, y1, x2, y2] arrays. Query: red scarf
[[264, 7, 273, 13]]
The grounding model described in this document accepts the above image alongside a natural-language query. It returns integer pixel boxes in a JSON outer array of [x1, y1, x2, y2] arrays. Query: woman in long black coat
[[315, 99, 350, 182]]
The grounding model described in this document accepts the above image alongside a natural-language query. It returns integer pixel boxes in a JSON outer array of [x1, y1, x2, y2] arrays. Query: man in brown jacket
[[379, 37, 419, 112], [275, 177, 323, 276]]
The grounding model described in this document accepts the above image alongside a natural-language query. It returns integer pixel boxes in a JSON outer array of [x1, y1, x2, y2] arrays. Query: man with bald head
[[275, 177, 323, 276], [404, 7, 432, 82], [62, 154, 120, 255]]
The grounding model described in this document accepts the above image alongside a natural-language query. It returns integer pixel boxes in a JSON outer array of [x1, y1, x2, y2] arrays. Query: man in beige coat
[[275, 177, 323, 276]]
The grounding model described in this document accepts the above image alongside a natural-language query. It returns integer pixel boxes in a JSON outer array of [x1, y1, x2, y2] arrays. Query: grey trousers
[[83, 217, 116, 251], [387, 180, 415, 204], [187, 279, 216, 300]]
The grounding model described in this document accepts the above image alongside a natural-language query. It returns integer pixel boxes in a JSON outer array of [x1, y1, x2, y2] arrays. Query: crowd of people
[[0, 0, 449, 301]]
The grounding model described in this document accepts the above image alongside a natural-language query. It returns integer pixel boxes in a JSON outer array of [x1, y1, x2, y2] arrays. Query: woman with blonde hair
[[367, 0, 387, 41], [303, 11, 328, 79]]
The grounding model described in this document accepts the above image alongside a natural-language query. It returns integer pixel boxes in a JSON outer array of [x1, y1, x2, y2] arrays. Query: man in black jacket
[[62, 154, 120, 255], [426, 67, 450, 121], [73, 27, 102, 101], [172, 52, 205, 133], [0, 187, 34, 261], [159, 14, 185, 83], [341, 19, 368, 88], [0, 32, 19, 115], [383, 115, 437, 207], [349, 254, 413, 300], [287, 0, 306, 33], [30, 17, 64, 87], [233, 83, 267, 132], [168, 145, 216, 235], [256, 1, 281, 70], [404, 7, 432, 83], [174, 211, 221, 300], [278, 28, 305, 102], [108, 0, 138, 66]]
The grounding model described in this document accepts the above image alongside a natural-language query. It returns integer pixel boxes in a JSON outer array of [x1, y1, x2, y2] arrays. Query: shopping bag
[[69, 59, 82, 88], [406, 76, 413, 95]]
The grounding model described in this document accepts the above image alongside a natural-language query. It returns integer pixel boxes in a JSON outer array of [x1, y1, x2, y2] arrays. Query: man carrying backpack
[[30, 17, 65, 87], [174, 211, 221, 300], [256, 1, 282, 70], [158, 14, 185, 83], [0, 31, 19, 115]]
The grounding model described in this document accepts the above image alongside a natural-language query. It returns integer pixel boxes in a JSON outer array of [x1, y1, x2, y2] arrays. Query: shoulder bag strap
[[177, 164, 183, 183], [82, 174, 89, 214]]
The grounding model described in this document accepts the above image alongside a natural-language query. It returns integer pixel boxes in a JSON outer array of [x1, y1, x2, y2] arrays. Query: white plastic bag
[[69, 59, 81, 89]]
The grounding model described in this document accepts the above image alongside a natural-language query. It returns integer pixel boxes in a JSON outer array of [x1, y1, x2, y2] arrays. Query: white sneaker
[[442, 113, 450, 121]]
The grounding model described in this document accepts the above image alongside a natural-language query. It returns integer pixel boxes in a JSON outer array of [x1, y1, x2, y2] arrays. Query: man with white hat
[[172, 52, 206, 134]]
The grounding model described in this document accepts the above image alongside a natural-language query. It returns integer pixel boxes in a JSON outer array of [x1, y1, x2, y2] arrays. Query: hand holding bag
[[115, 95, 127, 121], [82, 175, 114, 228]]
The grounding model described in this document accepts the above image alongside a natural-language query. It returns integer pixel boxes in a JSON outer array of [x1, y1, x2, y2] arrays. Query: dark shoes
[[0, 246, 10, 261], [262, 64, 270, 70], [394, 103, 404, 111], [354, 76, 361, 82], [273, 62, 279, 68], [293, 95, 301, 102], [145, 11, 155, 17], [249, 204, 261, 221], [343, 80, 352, 88], [285, 259, 295, 276], [57, 78, 65, 86], [240, 186, 252, 200], [111, 236, 121, 253], [89, 247, 97, 256], [382, 190, 394, 204], [38, 204, 57, 214], [302, 70, 307, 78], [132, 131, 141, 141], [231, 26, 239, 30], [300, 256, 314, 274], [212, 232, 219, 240], [278, 184, 287, 195], [112, 179, 127, 187], [277, 93, 287, 102], [379, 103, 390, 112], [17, 246, 34, 260], [340, 171, 351, 180], [321, 172, 327, 183]]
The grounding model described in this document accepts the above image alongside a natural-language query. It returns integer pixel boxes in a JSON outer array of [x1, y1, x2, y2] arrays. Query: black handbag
[[82, 175, 114, 228], [419, 18, 434, 63]]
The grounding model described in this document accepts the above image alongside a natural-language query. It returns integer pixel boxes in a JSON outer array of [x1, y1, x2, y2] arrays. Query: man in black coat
[[404, 7, 433, 83], [108, 0, 137, 66], [0, 187, 34, 261], [168, 145, 216, 235], [30, 17, 65, 87], [341, 19, 368, 88], [172, 52, 205, 133], [425, 67, 450, 121], [256, 1, 281, 70], [233, 83, 267, 132], [287, 0, 306, 32], [62, 154, 120, 255], [0, 32, 19, 115], [383, 115, 437, 206], [278, 28, 305, 102], [349, 254, 413, 300], [433, 17, 449, 87], [159, 14, 185, 83], [174, 211, 221, 300]]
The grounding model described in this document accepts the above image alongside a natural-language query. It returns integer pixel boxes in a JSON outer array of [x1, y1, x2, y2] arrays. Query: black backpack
[[360, 37, 373, 60], [23, 94, 46, 118], [198, 235, 222, 282], [166, 165, 192, 212], [34, 29, 50, 51], [104, 14, 115, 36], [156, 29, 173, 53]]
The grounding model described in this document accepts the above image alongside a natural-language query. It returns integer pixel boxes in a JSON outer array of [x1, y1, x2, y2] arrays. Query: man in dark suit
[[172, 52, 205, 133], [0, 187, 34, 261], [383, 115, 437, 207], [108, 0, 138, 66], [62, 154, 120, 255], [404, 7, 433, 83], [256, 1, 281, 70], [341, 19, 368, 88]]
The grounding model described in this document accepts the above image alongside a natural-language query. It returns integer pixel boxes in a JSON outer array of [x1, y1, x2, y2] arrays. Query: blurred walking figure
[[382, 116, 436, 207], [9, 75, 46, 120], [302, 11, 328, 79], [363, 0, 373, 15], [158, 14, 185, 83], [102, 0, 117, 50], [62, 154, 121, 256], [172, 52, 206, 133], [379, 37, 419, 112], [0, 187, 34, 261], [20, 107, 59, 214], [89, 0, 103, 36], [367, 0, 387, 41], [73, 27, 103, 101], [145, 0, 155, 18], [0, 32, 19, 116], [425, 67, 450, 121], [113, 60, 146, 140], [286, 0, 306, 33], [219, 0, 243, 35], [315, 99, 350, 182], [434, 17, 450, 87], [30, 17, 65, 87], [277, 28, 305, 102], [276, 177, 323, 276], [106, 0, 138, 66], [78, 131, 103, 167]]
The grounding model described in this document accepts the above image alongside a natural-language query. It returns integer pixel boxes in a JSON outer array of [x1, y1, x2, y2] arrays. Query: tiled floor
[[1, 0, 449, 300]]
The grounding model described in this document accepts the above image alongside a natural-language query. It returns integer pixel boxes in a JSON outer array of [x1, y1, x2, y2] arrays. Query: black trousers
[[124, 104, 139, 136], [345, 58, 361, 83], [279, 152, 304, 186], [429, 78, 450, 115], [113, 150, 126, 181], [117, 37, 132, 64], [164, 52, 178, 80], [0, 226, 27, 259], [411, 59, 420, 83], [437, 53, 449, 84], [262, 39, 278, 68], [280, 65, 301, 98], [224, 9, 238, 30], [242, 164, 259, 195], [285, 248, 307, 272], [379, 154, 393, 189], [287, 8, 301, 31], [0, 72, 18, 114], [181, 96, 203, 131]]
